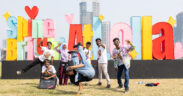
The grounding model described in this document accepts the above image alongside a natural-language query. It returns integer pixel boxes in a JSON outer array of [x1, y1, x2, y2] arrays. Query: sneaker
[[124, 88, 129, 93], [85, 83, 89, 86], [116, 86, 123, 90], [106, 84, 111, 88], [73, 42, 82, 48], [76, 93, 80, 96], [76, 91, 81, 96], [16, 70, 22, 75], [97, 82, 102, 86]]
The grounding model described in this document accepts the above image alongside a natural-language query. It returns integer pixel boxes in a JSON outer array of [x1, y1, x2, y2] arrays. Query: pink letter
[[109, 23, 132, 55], [43, 19, 55, 38], [27, 37, 34, 60]]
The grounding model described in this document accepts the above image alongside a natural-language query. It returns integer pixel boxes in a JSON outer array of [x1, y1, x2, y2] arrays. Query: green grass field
[[0, 79, 183, 96]]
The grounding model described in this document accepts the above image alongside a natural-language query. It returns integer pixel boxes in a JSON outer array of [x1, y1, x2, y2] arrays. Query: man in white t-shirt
[[83, 42, 92, 86], [16, 40, 54, 75], [83, 42, 92, 64], [96, 38, 111, 88]]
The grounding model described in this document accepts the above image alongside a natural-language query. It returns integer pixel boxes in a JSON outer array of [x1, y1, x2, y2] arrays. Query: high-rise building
[[0, 49, 1, 61], [80, 1, 93, 30], [85, 12, 93, 25], [102, 21, 111, 52], [174, 12, 183, 44], [80, 1, 87, 25], [0, 40, 6, 60], [2, 39, 6, 49], [92, 0, 100, 16]]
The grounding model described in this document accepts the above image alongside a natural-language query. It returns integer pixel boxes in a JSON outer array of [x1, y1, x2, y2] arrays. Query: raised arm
[[55, 42, 62, 49], [101, 44, 105, 49], [51, 56, 54, 65], [54, 43, 62, 53], [38, 40, 43, 49]]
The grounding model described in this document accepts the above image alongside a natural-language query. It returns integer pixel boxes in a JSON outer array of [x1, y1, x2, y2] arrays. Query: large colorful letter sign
[[6, 39, 17, 60], [92, 16, 102, 60], [44, 19, 55, 38], [37, 38, 47, 55], [83, 24, 93, 48], [59, 37, 66, 43], [17, 41, 26, 60], [68, 24, 83, 51], [27, 37, 34, 60], [168, 16, 176, 27], [152, 22, 174, 59], [28, 19, 32, 36], [141, 16, 152, 60], [3, 11, 11, 21], [109, 23, 132, 55], [7, 16, 17, 38], [174, 42, 183, 59], [25, 6, 39, 19], [32, 19, 43, 38], [131, 16, 141, 59], [65, 14, 74, 24], [17, 16, 28, 41]]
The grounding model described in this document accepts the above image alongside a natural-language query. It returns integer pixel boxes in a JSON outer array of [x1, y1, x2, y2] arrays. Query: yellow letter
[[17, 16, 28, 41], [141, 16, 152, 60], [83, 24, 93, 50], [6, 39, 17, 60]]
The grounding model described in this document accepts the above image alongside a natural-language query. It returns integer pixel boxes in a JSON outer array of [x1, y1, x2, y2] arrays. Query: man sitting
[[39, 59, 57, 89], [42, 59, 56, 79]]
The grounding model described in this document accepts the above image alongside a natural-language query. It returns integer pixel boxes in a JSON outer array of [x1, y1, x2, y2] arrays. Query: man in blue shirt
[[66, 42, 95, 95]]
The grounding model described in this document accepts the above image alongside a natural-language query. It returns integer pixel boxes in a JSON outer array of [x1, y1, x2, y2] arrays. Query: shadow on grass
[[15, 82, 37, 86], [51, 89, 76, 95], [90, 85, 125, 93], [23, 83, 37, 85], [29, 84, 76, 95]]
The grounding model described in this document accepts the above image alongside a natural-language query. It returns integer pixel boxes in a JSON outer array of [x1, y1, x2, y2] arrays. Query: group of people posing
[[16, 37, 134, 95]]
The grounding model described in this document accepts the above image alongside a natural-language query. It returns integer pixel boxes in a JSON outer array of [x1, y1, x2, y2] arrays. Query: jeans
[[71, 45, 95, 79], [117, 64, 129, 90]]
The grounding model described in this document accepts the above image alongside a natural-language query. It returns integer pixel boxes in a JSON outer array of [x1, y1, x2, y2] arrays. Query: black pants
[[70, 70, 93, 86], [57, 61, 69, 77], [22, 58, 44, 73]]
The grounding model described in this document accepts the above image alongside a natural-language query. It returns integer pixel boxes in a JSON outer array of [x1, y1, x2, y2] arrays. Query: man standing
[[112, 38, 132, 93], [96, 38, 110, 88], [83, 42, 92, 64], [83, 42, 92, 86], [16, 40, 54, 75]]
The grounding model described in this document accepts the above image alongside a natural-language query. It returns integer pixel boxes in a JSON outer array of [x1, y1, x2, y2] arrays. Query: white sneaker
[[85, 82, 89, 86], [116, 86, 123, 90], [124, 89, 129, 93], [16, 70, 22, 75]]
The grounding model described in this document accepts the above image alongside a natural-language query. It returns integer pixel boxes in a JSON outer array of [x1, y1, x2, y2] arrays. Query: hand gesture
[[44, 77, 49, 80], [58, 42, 62, 46], [115, 67, 118, 71]]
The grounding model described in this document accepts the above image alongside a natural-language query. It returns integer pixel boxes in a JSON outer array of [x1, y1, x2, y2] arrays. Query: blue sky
[[0, 0, 183, 48]]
